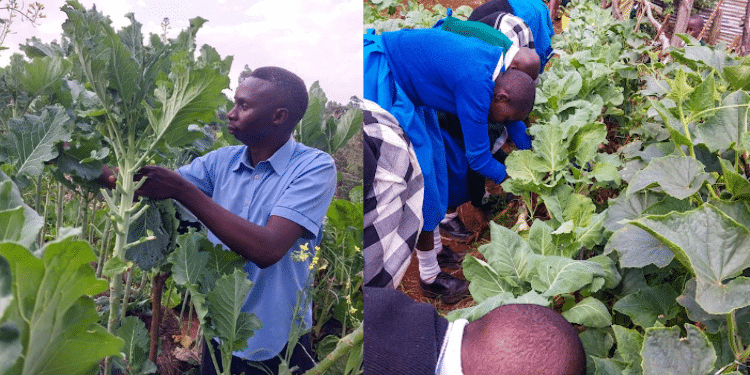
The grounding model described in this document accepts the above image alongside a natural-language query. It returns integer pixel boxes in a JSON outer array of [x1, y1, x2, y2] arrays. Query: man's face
[[687, 19, 703, 38], [488, 94, 526, 124], [226, 77, 280, 146]]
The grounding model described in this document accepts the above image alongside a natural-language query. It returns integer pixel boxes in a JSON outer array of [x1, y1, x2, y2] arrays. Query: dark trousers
[[200, 334, 315, 375]]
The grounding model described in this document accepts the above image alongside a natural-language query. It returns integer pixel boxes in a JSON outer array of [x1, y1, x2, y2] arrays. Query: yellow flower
[[300, 243, 309, 252], [349, 306, 357, 315], [308, 254, 320, 270]]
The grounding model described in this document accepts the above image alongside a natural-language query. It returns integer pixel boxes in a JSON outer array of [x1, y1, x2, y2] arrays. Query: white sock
[[417, 248, 440, 284], [433, 230, 444, 253], [441, 211, 458, 224]]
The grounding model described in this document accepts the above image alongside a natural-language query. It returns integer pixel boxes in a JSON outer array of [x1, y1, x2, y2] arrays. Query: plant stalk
[[121, 267, 134, 321], [149, 272, 170, 364], [304, 323, 363, 375]]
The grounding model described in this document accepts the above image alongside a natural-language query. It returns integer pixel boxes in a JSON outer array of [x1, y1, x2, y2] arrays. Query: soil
[[132, 307, 202, 375]]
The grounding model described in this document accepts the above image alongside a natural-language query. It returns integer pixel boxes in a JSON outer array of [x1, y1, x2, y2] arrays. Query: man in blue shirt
[[133, 67, 337, 374]]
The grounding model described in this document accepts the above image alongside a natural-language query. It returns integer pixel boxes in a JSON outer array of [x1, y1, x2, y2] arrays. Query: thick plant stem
[[55, 183, 64, 237], [149, 272, 169, 364], [304, 323, 364, 375], [96, 217, 112, 279], [121, 267, 134, 321], [105, 167, 137, 375]]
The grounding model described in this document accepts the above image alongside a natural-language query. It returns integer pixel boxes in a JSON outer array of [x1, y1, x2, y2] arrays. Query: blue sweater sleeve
[[506, 120, 532, 150], [455, 84, 508, 184]]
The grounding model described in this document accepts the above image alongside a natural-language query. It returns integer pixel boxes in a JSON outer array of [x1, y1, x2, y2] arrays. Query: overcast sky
[[1, 0, 362, 103]]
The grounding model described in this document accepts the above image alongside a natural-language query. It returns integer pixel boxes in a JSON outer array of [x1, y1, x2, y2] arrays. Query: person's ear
[[493, 91, 510, 104], [272, 108, 289, 126]]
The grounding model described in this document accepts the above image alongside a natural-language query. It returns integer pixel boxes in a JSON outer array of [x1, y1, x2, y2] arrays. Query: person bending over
[[364, 27, 536, 303]]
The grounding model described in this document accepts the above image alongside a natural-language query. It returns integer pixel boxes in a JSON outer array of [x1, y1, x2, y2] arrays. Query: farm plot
[[365, 0, 750, 373]]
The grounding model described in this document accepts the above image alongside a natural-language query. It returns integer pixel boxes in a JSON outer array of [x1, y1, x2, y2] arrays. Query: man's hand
[[97, 165, 117, 189], [135, 165, 186, 200]]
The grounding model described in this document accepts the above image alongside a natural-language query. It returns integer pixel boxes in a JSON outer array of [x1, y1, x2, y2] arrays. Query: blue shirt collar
[[233, 137, 296, 174]]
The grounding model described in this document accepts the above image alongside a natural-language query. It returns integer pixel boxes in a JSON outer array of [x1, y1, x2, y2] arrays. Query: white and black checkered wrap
[[491, 12, 535, 50], [363, 100, 424, 289]]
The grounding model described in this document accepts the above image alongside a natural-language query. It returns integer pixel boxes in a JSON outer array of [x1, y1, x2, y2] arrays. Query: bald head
[[461, 304, 586, 375], [510, 47, 540, 81]]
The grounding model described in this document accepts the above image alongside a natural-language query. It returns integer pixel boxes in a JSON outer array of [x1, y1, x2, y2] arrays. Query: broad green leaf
[[0, 106, 72, 177], [678, 44, 732, 72], [723, 64, 750, 91], [570, 122, 607, 166], [686, 72, 717, 115], [640, 75, 669, 96], [612, 325, 643, 371], [603, 191, 659, 232], [631, 204, 750, 314], [477, 222, 541, 288], [169, 230, 210, 288], [527, 219, 555, 255], [641, 324, 716, 375], [0, 207, 24, 244], [561, 297, 611, 328], [0, 238, 121, 375], [205, 268, 261, 352], [18, 56, 72, 97], [201, 238, 246, 293], [613, 284, 680, 328], [626, 156, 712, 200], [579, 327, 613, 358], [331, 107, 363, 153], [712, 199, 750, 229], [574, 212, 606, 251], [591, 357, 628, 375], [530, 256, 606, 297], [586, 255, 621, 289], [126, 198, 177, 270], [676, 278, 725, 334], [116, 316, 153, 374], [667, 69, 694, 104], [463, 256, 520, 303], [606, 225, 673, 268], [719, 158, 750, 199], [532, 123, 569, 176], [502, 150, 547, 187], [149, 56, 230, 150], [102, 255, 132, 278], [591, 153, 622, 185], [541, 185, 596, 227], [446, 290, 548, 322], [697, 90, 750, 153], [295, 81, 327, 151]]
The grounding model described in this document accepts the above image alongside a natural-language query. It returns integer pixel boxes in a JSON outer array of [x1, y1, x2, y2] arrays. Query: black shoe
[[437, 246, 465, 269], [439, 216, 473, 240], [419, 271, 470, 304]]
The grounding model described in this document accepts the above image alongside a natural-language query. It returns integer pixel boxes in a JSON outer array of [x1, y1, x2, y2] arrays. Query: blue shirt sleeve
[[506, 120, 532, 150], [176, 150, 219, 197], [270, 153, 337, 240], [455, 82, 508, 183]]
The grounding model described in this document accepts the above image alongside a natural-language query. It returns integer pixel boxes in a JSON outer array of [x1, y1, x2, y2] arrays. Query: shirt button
[[255, 175, 259, 179]]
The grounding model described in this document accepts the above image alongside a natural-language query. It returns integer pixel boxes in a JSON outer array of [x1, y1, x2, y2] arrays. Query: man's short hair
[[495, 69, 536, 117], [249, 66, 309, 127]]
